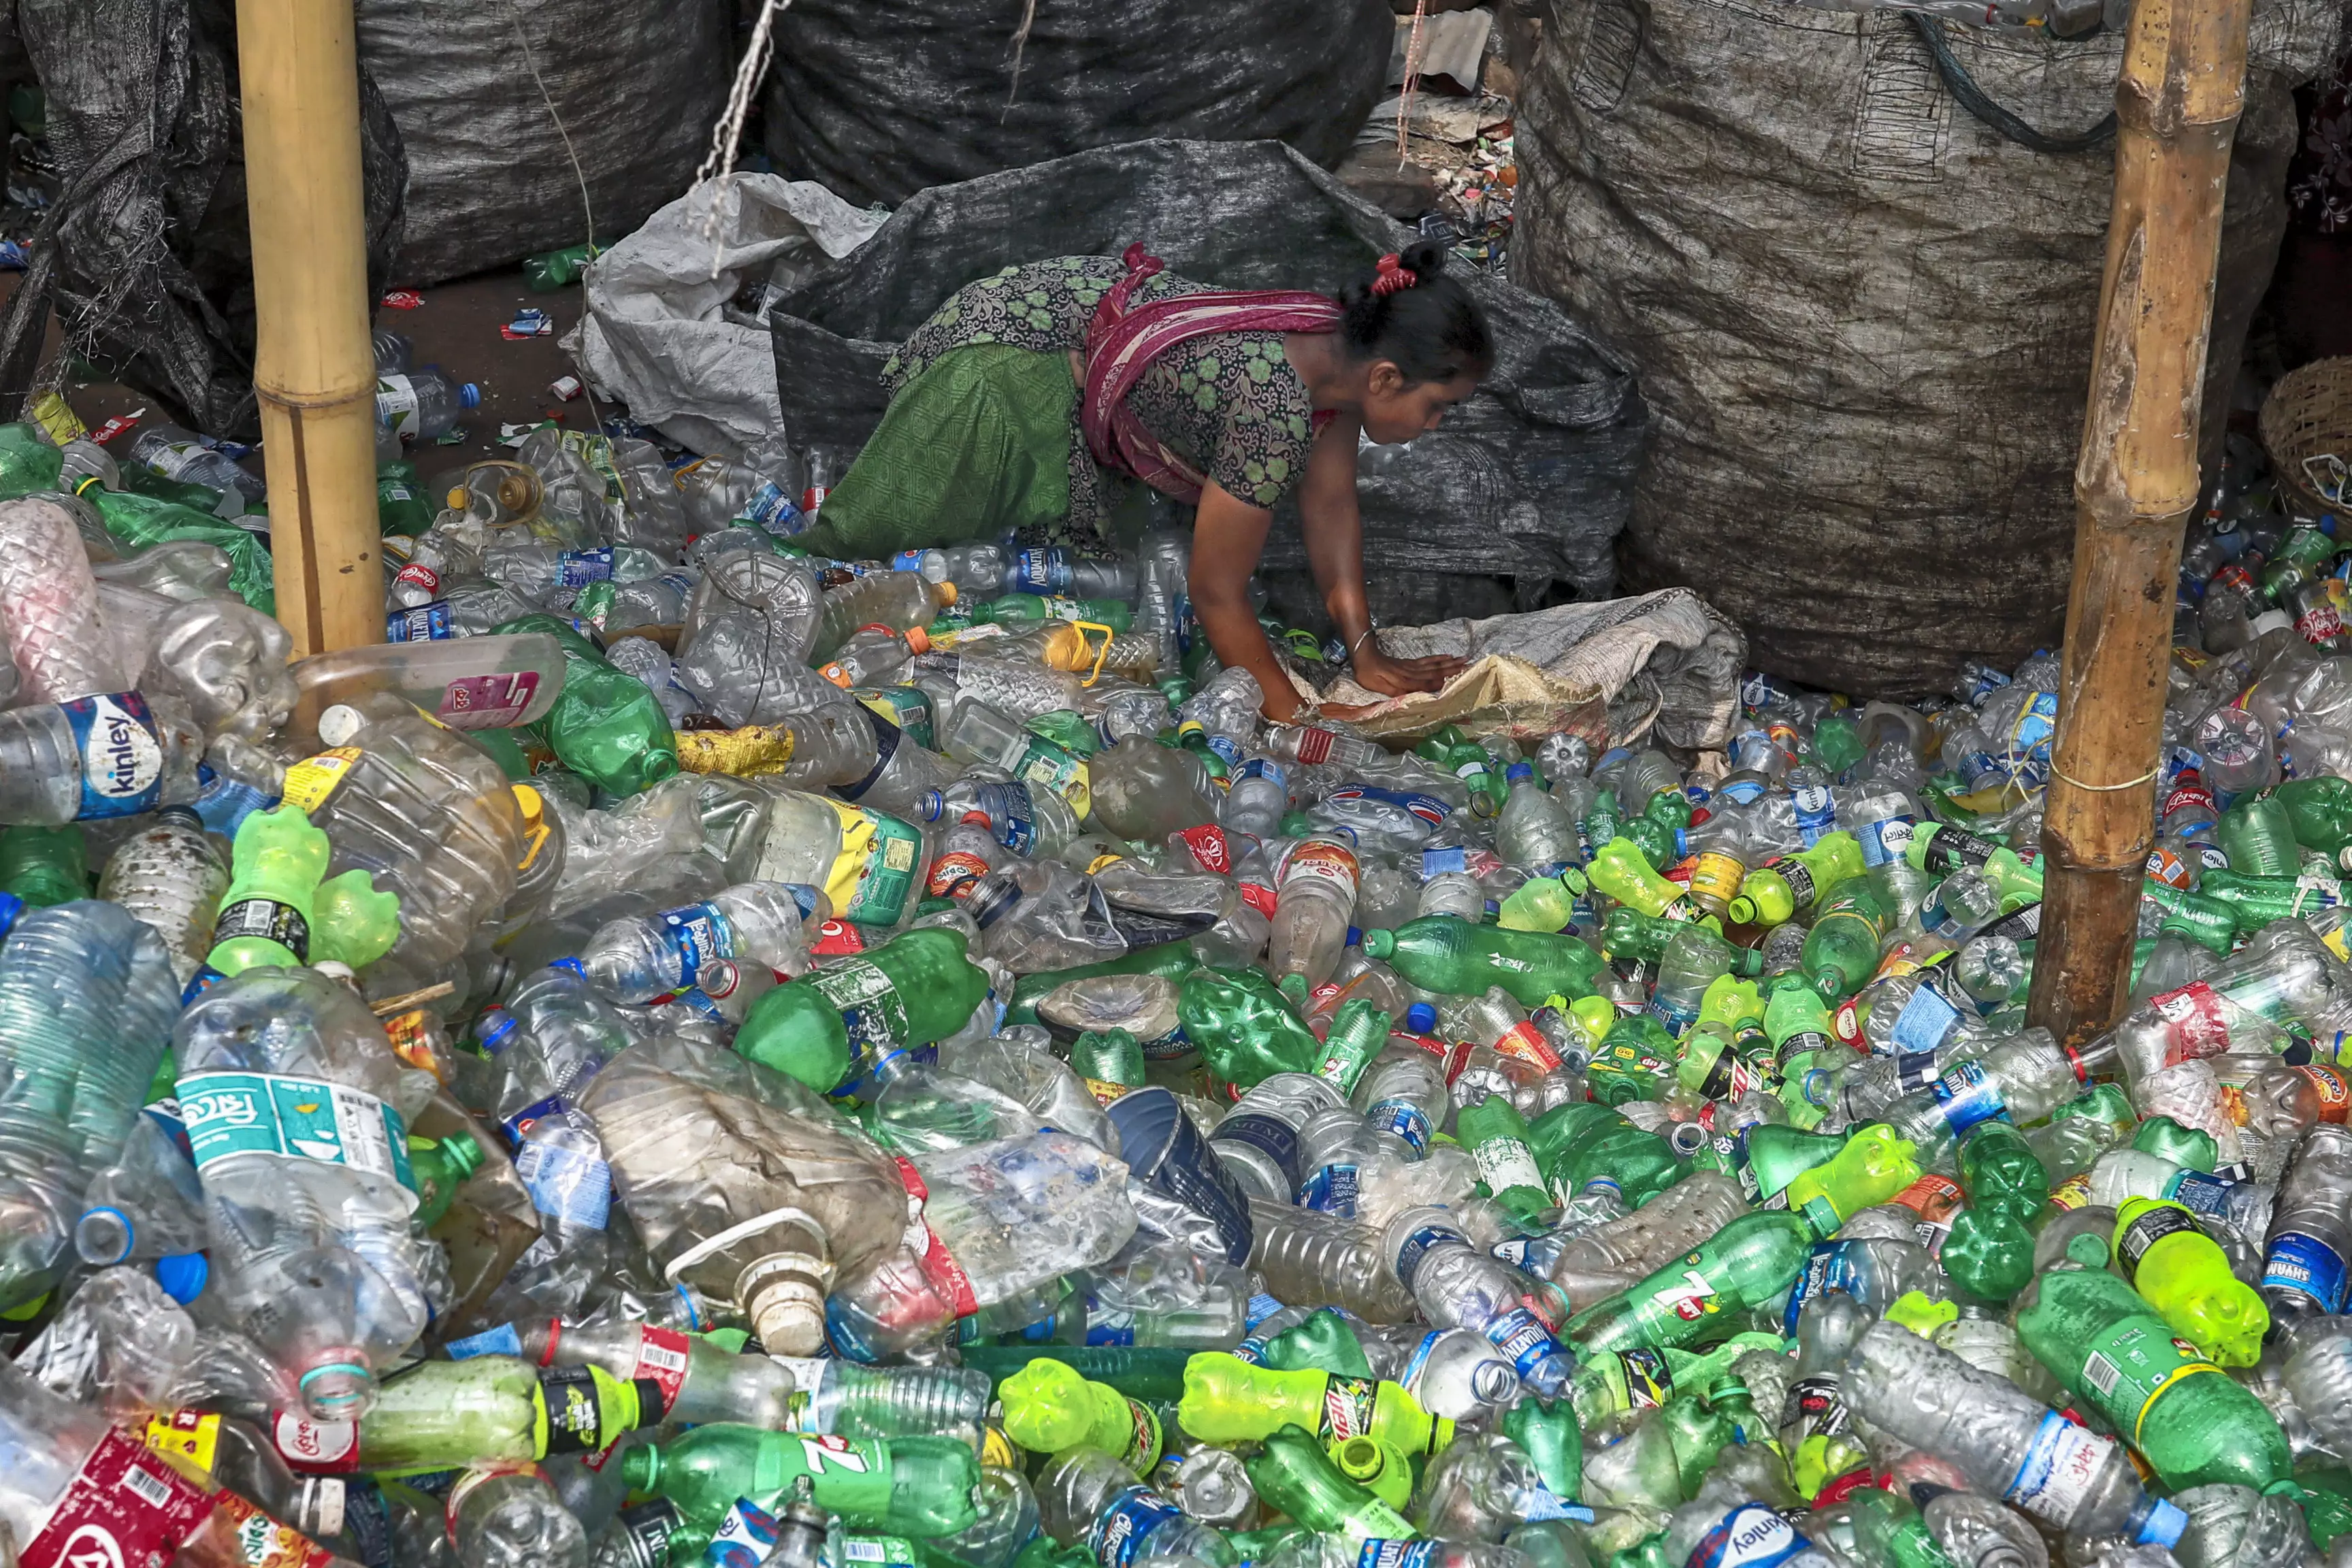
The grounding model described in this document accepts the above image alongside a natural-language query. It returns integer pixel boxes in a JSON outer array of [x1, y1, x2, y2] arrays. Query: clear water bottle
[[378, 365, 481, 445], [1036, 1447, 1224, 1561], [1211, 1074, 1346, 1202], [96, 804, 227, 983], [127, 419, 267, 501], [577, 881, 816, 1002], [1267, 836, 1360, 992], [0, 901, 178, 1307], [1379, 1206, 1573, 1396], [446, 1462, 589, 1568]]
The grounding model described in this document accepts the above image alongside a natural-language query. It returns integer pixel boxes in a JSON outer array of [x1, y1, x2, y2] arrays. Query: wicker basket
[[2260, 357, 2352, 517]]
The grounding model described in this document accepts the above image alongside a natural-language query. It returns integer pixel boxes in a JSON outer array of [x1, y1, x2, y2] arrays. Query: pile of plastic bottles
[[0, 408, 2347, 1568]]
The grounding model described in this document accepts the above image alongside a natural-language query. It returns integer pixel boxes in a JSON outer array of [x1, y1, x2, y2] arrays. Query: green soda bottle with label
[[1801, 880, 1891, 998], [2015, 1235, 2291, 1490], [351, 1356, 652, 1470], [2110, 1197, 2270, 1368], [621, 1426, 981, 1537], [1356, 919, 1603, 1007], [496, 613, 679, 796], [1243, 1426, 1416, 1546], [999, 1359, 1162, 1469], [1177, 1354, 1451, 1455], [376, 460, 435, 536], [1527, 1101, 1682, 1207], [1727, 833, 1864, 927], [208, 803, 330, 975], [735, 928, 992, 1097], [1566, 1211, 1813, 1355], [1455, 1096, 1551, 1220]]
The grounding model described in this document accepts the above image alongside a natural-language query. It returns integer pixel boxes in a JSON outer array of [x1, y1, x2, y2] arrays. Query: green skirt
[[792, 344, 1083, 559]]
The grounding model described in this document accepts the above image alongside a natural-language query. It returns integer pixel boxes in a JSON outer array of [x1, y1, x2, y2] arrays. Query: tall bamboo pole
[[238, 0, 383, 657], [2027, 0, 2255, 1045]]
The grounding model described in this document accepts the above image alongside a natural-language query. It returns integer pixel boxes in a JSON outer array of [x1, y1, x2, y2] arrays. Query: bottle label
[[980, 781, 1039, 854], [1483, 1305, 1566, 1383], [63, 691, 165, 819], [514, 1139, 614, 1229], [557, 546, 615, 586], [143, 1409, 223, 1471], [892, 1160, 981, 1316], [1932, 1059, 2008, 1136], [1612, 1348, 1673, 1411], [808, 958, 913, 1060], [438, 671, 540, 730], [853, 687, 934, 751], [1491, 1019, 1564, 1072], [1780, 1242, 1868, 1337], [1358, 1545, 1437, 1568], [773, 798, 922, 928], [1791, 785, 1834, 846], [1298, 1162, 1360, 1215], [280, 747, 364, 813], [1011, 548, 1073, 595], [272, 1411, 361, 1474], [657, 903, 734, 987], [1319, 1375, 1379, 1441], [926, 851, 993, 900], [1855, 815, 1914, 868], [2295, 1063, 2352, 1123], [376, 374, 420, 436], [1368, 1099, 1431, 1154], [2076, 1319, 2223, 1443], [20, 1428, 218, 1568], [1472, 1135, 1546, 1196], [1684, 1503, 1812, 1568], [212, 1488, 338, 1568], [1211, 1111, 1304, 1190], [392, 561, 441, 596], [1392, 1220, 1470, 1290], [180, 1071, 419, 1203], [1175, 823, 1234, 874], [708, 1498, 782, 1568], [1887, 982, 1961, 1055], [1286, 726, 1341, 766], [1893, 1048, 1944, 1093], [539, 1366, 618, 1454], [1645, 1260, 1724, 1324], [1778, 1375, 1850, 1442], [1776, 860, 1818, 909], [1089, 1487, 1183, 1568], [2002, 1414, 2114, 1529], [2113, 1202, 2197, 1279], [2149, 981, 2232, 1054], [388, 601, 454, 641], [1919, 826, 2001, 872], [2262, 1230, 2349, 1313], [1281, 840, 1360, 901], [212, 897, 312, 962], [1691, 1044, 1767, 1101], [610, 1501, 682, 1568]]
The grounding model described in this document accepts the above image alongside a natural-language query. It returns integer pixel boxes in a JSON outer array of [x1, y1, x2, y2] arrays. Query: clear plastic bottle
[[1247, 1198, 1420, 1323], [2263, 1124, 2352, 1333], [1380, 1205, 1574, 1396], [0, 493, 114, 702], [1267, 836, 1360, 992], [1224, 757, 1291, 842], [1211, 1074, 1347, 1201], [814, 573, 956, 658], [1036, 1447, 1228, 1562], [1352, 1038, 1454, 1158], [177, 966, 441, 1417], [447, 1463, 589, 1568], [377, 365, 482, 445], [0, 901, 180, 1308], [74, 1105, 208, 1264], [1496, 764, 1579, 874], [1264, 723, 1382, 770], [127, 419, 268, 500], [770, 1358, 992, 1443], [577, 881, 815, 1002], [1544, 1171, 1749, 1307], [924, 653, 1089, 722], [97, 804, 228, 982], [747, 788, 926, 934], [1843, 1320, 2186, 1546]]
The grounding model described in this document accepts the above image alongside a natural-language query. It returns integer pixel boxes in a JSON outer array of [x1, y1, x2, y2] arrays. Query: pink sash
[[1079, 244, 1341, 505]]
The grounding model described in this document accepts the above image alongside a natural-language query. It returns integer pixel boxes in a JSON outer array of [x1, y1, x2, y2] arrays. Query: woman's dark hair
[[1333, 240, 1493, 387]]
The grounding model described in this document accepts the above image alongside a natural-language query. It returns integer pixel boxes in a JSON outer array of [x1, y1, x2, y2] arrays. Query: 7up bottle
[[1565, 1211, 1813, 1355]]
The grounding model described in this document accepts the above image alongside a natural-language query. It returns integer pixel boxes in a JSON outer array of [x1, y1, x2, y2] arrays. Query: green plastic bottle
[[1501, 1395, 1583, 1501], [376, 460, 436, 536], [1356, 919, 1603, 1007], [1177, 1354, 1451, 1455], [1782, 1124, 1919, 1237], [1175, 966, 1321, 1087], [2112, 1197, 2270, 1368], [408, 1132, 485, 1228], [2274, 775, 2352, 858], [312, 868, 402, 970], [998, 1360, 1162, 1469], [1904, 823, 2042, 908], [1069, 1030, 1147, 1098], [1566, 1211, 1813, 1355], [977, 593, 1133, 633], [2137, 878, 2240, 953], [735, 928, 992, 1096], [1763, 979, 1837, 1128], [208, 804, 330, 975], [1006, 943, 1198, 1021], [1586, 837, 1686, 919], [1567, 1335, 1786, 1428], [2132, 1115, 2218, 1172], [1942, 1120, 2051, 1299], [1260, 1309, 1376, 1378], [956, 1347, 1194, 1405], [1800, 880, 1891, 998], [1242, 1426, 1416, 1546], [1313, 1000, 1393, 1097], [355, 1356, 650, 1471], [1808, 715, 1866, 778], [1455, 1096, 1552, 1220], [2015, 1237, 2292, 1490], [496, 613, 679, 796], [1602, 906, 1741, 968], [1731, 1124, 1844, 1205], [1499, 875, 1579, 934], [1327, 1436, 1414, 1511], [621, 1426, 981, 1537], [1527, 1102, 1682, 1207], [1727, 832, 1864, 927], [2217, 794, 2302, 878], [84, 487, 277, 612], [0, 825, 84, 907]]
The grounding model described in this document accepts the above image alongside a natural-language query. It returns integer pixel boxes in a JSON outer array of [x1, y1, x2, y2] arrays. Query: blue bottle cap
[[1345, 926, 1362, 949], [2139, 1498, 2187, 1550], [154, 1252, 208, 1304], [459, 383, 482, 408], [1507, 763, 1534, 781], [1405, 1001, 1438, 1034]]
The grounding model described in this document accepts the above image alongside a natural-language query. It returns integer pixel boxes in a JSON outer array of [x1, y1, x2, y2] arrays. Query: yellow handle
[[1071, 621, 1114, 686]]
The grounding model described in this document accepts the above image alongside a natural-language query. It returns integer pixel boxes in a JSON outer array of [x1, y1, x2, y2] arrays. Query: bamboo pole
[[238, 0, 384, 657], [2027, 0, 2255, 1046]]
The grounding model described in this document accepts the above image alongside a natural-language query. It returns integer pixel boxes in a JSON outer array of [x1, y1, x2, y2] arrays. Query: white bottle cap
[[2253, 609, 2294, 638]]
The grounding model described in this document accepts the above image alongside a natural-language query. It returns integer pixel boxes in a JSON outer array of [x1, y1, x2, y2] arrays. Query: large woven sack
[[1517, 0, 2341, 694], [760, 0, 1395, 208], [358, 0, 730, 286]]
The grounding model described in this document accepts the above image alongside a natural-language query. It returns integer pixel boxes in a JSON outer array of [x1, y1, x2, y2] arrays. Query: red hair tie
[[1371, 253, 1416, 297]]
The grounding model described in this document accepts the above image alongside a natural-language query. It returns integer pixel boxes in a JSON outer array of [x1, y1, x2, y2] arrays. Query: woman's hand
[[1351, 646, 1466, 698]]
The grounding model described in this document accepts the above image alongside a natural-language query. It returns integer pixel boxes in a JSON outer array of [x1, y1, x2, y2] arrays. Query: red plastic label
[[22, 1428, 216, 1568], [1176, 824, 1233, 875], [811, 919, 867, 956], [632, 1326, 693, 1415], [438, 672, 539, 730], [270, 1412, 362, 1475], [1239, 882, 1278, 919], [1491, 1019, 1563, 1073], [2150, 981, 2232, 1058]]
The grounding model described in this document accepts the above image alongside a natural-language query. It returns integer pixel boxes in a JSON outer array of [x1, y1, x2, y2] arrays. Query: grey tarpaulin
[[0, 0, 406, 438], [356, 0, 730, 287], [760, 0, 1396, 208], [767, 140, 1649, 620], [568, 176, 887, 476], [1518, 0, 2342, 696]]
